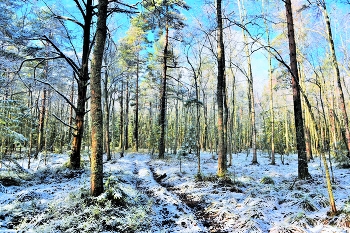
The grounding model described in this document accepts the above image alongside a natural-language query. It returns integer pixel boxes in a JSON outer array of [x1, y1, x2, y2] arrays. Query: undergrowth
[[3, 169, 153, 232]]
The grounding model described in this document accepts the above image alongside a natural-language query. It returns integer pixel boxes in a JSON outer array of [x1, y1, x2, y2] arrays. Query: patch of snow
[[0, 151, 349, 232]]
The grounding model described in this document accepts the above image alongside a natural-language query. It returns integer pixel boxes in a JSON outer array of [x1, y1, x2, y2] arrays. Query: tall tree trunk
[[68, 74, 74, 146], [302, 74, 338, 214], [195, 71, 201, 176], [305, 125, 313, 161], [216, 0, 227, 177], [329, 109, 338, 155], [227, 91, 233, 166], [269, 53, 275, 164], [36, 42, 50, 159], [262, 0, 275, 165], [44, 91, 50, 164], [119, 81, 124, 157], [90, 0, 108, 196], [59, 100, 65, 153], [149, 102, 155, 154], [284, 107, 290, 156], [84, 101, 90, 152], [125, 80, 129, 150], [202, 90, 208, 152], [186, 45, 202, 174], [247, 50, 257, 164], [238, 107, 243, 152], [285, 0, 309, 179], [318, 83, 337, 214], [111, 97, 116, 150], [210, 93, 217, 155], [267, 32, 275, 165], [238, 0, 256, 164], [319, 2, 350, 159], [173, 82, 180, 154], [104, 69, 111, 161], [36, 88, 46, 158], [228, 62, 236, 166], [70, 0, 93, 169], [133, 60, 139, 151], [300, 63, 314, 161], [28, 90, 33, 169], [158, 21, 169, 159]]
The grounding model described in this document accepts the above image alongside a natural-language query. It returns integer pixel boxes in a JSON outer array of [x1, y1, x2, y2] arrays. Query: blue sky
[[32, 0, 268, 93]]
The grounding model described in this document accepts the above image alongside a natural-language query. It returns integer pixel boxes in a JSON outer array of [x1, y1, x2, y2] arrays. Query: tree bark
[[173, 82, 180, 154], [125, 80, 129, 150], [305, 124, 313, 161], [69, 0, 93, 169], [216, 0, 227, 177], [247, 46, 257, 164], [285, 0, 309, 179], [202, 90, 208, 152], [158, 21, 169, 159], [119, 81, 124, 157], [195, 68, 201, 176], [44, 91, 50, 164], [90, 0, 108, 196], [36, 88, 46, 158], [28, 90, 33, 169], [133, 60, 139, 151], [284, 107, 290, 156], [68, 74, 74, 146], [229, 73, 236, 166], [103, 68, 111, 161]]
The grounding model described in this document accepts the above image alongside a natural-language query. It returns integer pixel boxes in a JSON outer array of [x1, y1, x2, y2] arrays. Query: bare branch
[[108, 0, 138, 9], [42, 35, 81, 76], [17, 56, 61, 72], [34, 78, 77, 111], [73, 0, 86, 18], [54, 16, 84, 28], [52, 113, 76, 130]]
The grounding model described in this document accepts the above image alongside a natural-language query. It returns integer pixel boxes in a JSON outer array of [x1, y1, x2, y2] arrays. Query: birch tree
[[141, 0, 189, 159]]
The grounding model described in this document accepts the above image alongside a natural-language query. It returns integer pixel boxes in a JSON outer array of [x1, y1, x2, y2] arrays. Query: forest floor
[[0, 151, 349, 232]]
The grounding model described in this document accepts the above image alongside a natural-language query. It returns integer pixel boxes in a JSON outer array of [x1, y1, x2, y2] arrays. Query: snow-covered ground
[[0, 151, 349, 232]]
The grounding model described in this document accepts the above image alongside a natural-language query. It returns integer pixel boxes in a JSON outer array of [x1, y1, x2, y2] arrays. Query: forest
[[0, 0, 350, 232]]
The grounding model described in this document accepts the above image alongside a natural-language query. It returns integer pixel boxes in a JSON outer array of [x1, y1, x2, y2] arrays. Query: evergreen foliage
[[0, 99, 32, 151], [178, 124, 197, 156]]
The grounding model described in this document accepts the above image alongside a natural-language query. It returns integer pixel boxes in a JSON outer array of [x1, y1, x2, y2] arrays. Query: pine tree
[[284, 0, 309, 179], [141, 0, 189, 159], [90, 0, 108, 197]]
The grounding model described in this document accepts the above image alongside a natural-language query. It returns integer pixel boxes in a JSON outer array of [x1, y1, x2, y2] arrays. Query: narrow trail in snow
[[158, 184, 226, 233], [146, 162, 226, 233], [131, 157, 209, 233]]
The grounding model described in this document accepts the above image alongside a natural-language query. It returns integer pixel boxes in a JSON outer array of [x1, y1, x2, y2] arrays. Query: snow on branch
[[54, 16, 84, 28], [107, 0, 138, 16], [17, 56, 62, 72]]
